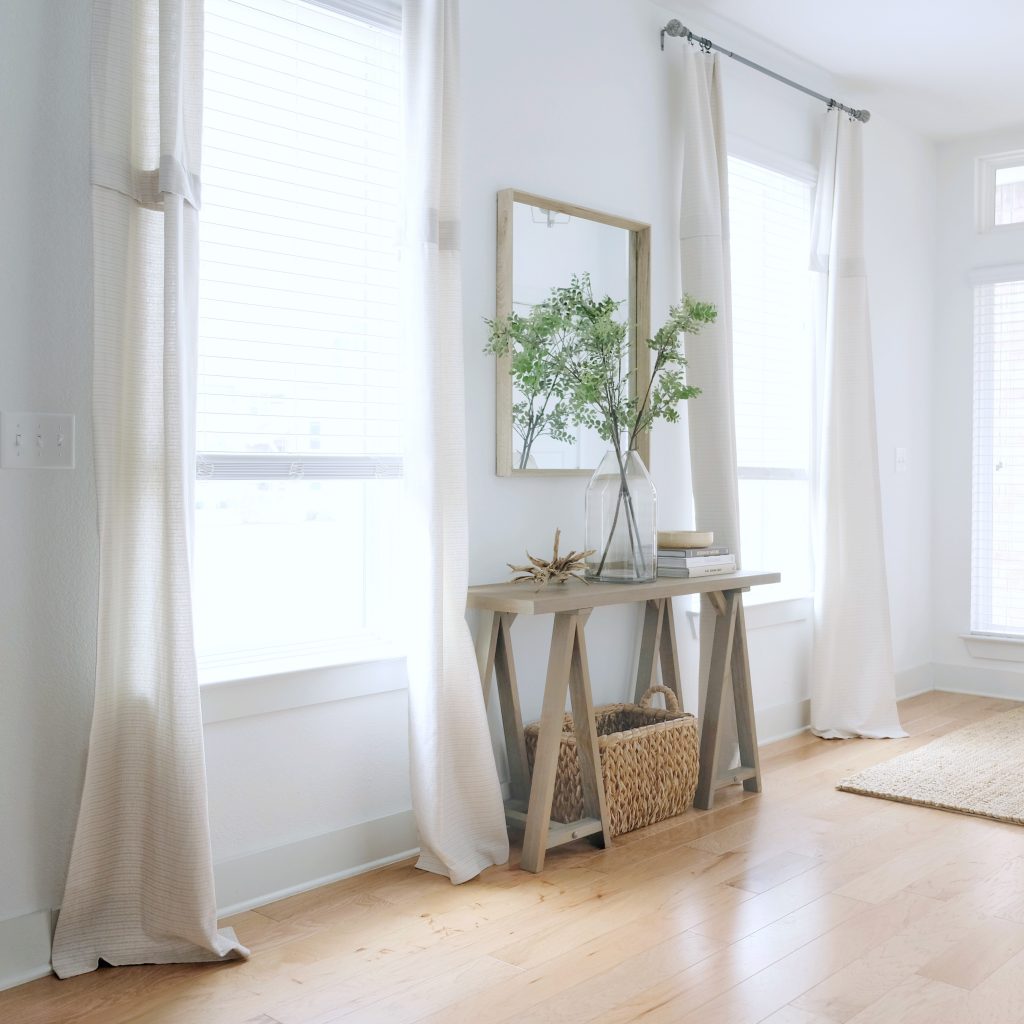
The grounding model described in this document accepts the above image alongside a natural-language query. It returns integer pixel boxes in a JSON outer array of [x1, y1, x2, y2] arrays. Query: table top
[[466, 570, 781, 615]]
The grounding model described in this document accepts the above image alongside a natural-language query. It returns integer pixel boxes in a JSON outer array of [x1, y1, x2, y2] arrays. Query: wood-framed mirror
[[494, 189, 651, 476]]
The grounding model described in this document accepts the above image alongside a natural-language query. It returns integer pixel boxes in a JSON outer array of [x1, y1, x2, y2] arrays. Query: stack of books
[[657, 545, 736, 578]]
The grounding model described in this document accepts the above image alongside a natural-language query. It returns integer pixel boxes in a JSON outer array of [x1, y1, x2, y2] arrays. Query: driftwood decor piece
[[508, 529, 593, 587]]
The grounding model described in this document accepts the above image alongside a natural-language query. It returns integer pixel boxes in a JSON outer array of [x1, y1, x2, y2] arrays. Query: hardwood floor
[[5, 691, 1024, 1024]]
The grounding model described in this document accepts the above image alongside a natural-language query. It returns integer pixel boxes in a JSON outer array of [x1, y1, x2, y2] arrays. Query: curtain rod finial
[[857, 109, 871, 123]]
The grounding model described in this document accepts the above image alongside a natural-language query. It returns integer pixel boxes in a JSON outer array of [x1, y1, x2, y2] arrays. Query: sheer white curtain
[[52, 0, 247, 978], [809, 111, 906, 740], [678, 47, 741, 772], [402, 0, 509, 883]]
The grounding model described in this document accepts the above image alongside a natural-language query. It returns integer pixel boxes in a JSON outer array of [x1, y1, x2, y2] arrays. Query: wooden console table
[[468, 570, 780, 872]]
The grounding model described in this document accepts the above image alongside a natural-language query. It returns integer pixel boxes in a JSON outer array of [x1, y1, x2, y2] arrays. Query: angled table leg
[[634, 599, 665, 702], [494, 613, 531, 803], [634, 598, 683, 707], [477, 611, 500, 704], [694, 589, 762, 809], [478, 610, 530, 802], [567, 610, 611, 848], [694, 590, 738, 810], [520, 612, 578, 872], [731, 600, 762, 794], [659, 597, 683, 706]]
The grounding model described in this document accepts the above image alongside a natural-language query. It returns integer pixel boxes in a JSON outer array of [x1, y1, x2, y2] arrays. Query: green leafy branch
[[486, 273, 717, 503], [486, 298, 579, 468]]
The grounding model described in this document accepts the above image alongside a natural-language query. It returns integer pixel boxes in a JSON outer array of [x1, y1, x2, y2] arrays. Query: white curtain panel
[[52, 0, 248, 978], [809, 112, 906, 740], [401, 0, 509, 883], [677, 47, 741, 772]]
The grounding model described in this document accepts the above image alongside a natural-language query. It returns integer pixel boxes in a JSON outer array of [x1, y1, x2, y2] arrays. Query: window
[[194, 0, 403, 680], [971, 275, 1024, 638], [728, 156, 815, 602], [977, 152, 1024, 230], [995, 166, 1024, 226]]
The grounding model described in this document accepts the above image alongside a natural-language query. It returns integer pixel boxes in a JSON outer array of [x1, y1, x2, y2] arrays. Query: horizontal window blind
[[972, 278, 1024, 637], [197, 0, 402, 471], [728, 157, 814, 477], [729, 156, 815, 602], [193, 0, 403, 679]]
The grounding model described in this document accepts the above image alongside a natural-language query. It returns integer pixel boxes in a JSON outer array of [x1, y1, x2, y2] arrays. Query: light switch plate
[[1, 412, 75, 469]]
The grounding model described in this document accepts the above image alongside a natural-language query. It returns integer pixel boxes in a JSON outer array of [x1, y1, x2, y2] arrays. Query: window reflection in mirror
[[494, 190, 650, 477]]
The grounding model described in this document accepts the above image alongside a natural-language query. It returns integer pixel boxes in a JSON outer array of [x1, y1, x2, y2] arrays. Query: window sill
[[200, 652, 407, 725], [198, 637, 404, 687], [685, 595, 811, 637], [960, 633, 1024, 663]]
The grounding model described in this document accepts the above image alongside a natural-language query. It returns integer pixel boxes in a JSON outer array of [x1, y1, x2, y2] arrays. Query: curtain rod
[[660, 20, 870, 124]]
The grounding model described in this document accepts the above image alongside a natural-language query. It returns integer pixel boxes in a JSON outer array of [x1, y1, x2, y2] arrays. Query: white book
[[657, 563, 737, 579], [657, 553, 736, 568]]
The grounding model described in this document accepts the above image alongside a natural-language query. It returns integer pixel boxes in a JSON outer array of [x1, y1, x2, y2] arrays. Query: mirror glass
[[495, 191, 650, 476]]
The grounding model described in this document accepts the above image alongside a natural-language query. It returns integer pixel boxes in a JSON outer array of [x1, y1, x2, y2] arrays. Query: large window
[[972, 276, 1024, 637], [728, 155, 815, 602], [194, 0, 403, 680]]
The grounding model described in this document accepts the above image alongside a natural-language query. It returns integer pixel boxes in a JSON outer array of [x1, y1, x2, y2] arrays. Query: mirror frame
[[494, 188, 651, 477]]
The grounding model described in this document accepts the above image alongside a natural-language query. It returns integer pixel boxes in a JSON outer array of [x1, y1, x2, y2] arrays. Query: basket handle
[[640, 685, 680, 712]]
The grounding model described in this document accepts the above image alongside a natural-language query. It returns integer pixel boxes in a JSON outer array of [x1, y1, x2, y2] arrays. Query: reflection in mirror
[[494, 190, 651, 477], [511, 206, 628, 470]]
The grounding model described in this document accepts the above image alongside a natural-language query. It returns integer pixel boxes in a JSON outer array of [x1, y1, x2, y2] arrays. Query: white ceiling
[[685, 0, 1024, 139]]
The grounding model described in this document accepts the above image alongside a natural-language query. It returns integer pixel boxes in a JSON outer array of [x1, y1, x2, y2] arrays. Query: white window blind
[[193, 0, 403, 679], [972, 277, 1024, 637], [728, 156, 815, 602], [198, 0, 402, 477], [995, 165, 1024, 227]]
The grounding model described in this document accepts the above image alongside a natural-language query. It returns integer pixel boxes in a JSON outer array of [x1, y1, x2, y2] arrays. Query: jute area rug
[[837, 707, 1024, 826]]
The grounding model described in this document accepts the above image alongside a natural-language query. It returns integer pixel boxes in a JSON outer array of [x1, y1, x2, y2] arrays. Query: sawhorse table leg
[[479, 609, 611, 873], [633, 597, 683, 705], [693, 589, 762, 810], [478, 611, 530, 802]]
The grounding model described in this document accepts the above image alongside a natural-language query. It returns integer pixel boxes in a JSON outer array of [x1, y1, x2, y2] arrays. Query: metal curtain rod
[[660, 20, 870, 123]]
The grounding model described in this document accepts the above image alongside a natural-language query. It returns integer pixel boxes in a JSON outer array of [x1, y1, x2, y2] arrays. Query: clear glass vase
[[585, 447, 657, 583]]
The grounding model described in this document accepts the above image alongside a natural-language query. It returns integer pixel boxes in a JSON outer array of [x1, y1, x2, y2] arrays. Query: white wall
[[0, 0, 96, 927], [864, 114, 938, 683], [0, 0, 939, 988], [0, 0, 98, 987], [932, 125, 1024, 697]]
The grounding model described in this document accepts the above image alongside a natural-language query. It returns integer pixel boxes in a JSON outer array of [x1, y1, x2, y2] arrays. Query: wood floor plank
[[790, 891, 988, 1020], [916, 916, 1024, 990], [842, 974, 967, 1024], [725, 850, 821, 893], [760, 1008, 837, 1024], [591, 891, 940, 1024], [416, 925, 723, 1024]]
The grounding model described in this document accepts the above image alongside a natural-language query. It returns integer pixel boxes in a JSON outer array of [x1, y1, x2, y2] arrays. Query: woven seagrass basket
[[524, 685, 699, 837]]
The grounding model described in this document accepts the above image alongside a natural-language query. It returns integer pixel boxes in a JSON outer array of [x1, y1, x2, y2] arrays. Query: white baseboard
[[751, 665, 934, 746], [933, 662, 1024, 702], [0, 909, 54, 992], [214, 808, 419, 918], [895, 663, 935, 699], [0, 813, 419, 992], [756, 698, 810, 744]]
